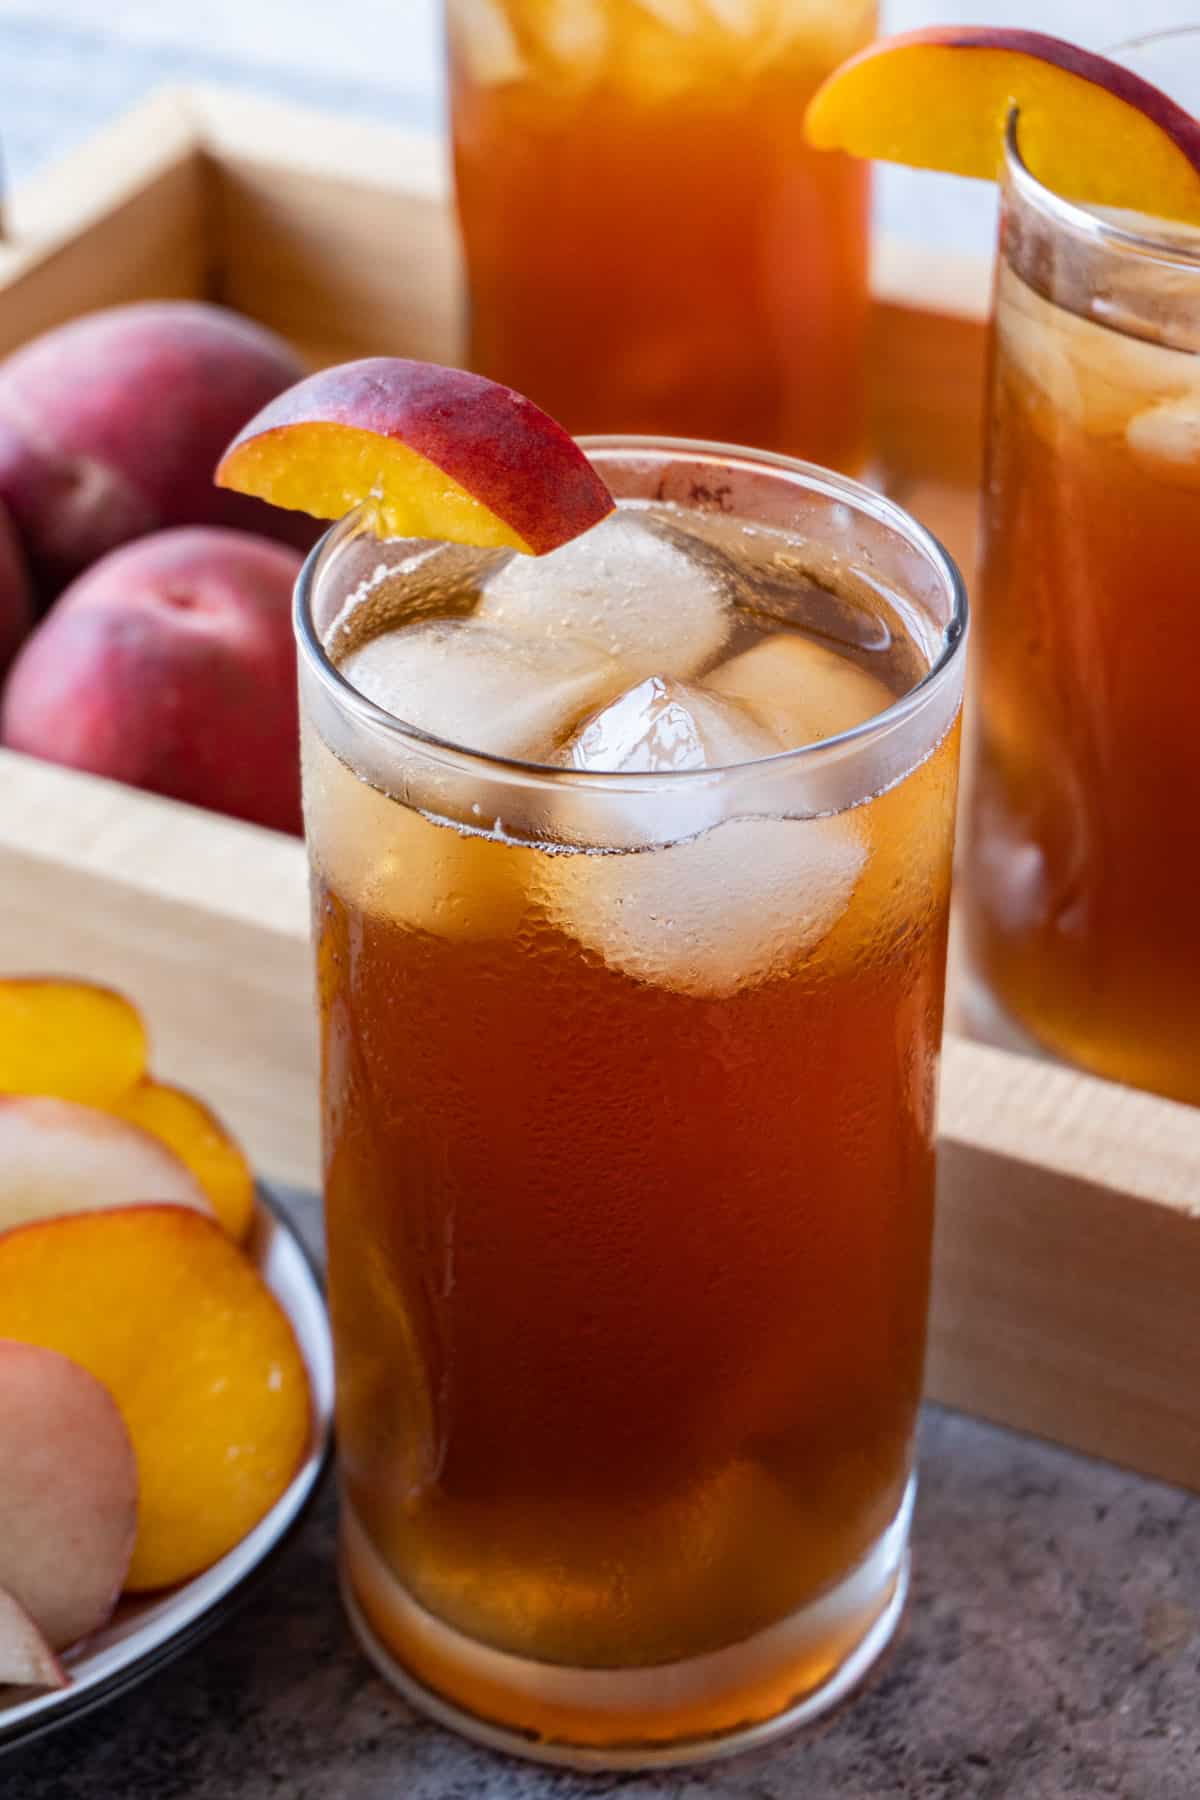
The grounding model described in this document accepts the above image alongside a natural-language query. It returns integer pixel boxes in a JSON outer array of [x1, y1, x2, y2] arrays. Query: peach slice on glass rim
[[805, 28, 1200, 226], [215, 357, 615, 554]]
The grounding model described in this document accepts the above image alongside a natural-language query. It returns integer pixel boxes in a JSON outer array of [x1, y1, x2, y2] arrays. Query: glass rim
[[293, 434, 968, 793], [1003, 27, 1200, 271]]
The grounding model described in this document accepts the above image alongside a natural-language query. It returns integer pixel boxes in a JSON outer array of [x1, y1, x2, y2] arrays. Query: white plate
[[0, 1188, 335, 1752]]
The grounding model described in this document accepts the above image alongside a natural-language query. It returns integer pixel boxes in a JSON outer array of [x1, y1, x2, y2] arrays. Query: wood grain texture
[[0, 89, 211, 349], [0, 751, 316, 1190], [3, 85, 1193, 1492]]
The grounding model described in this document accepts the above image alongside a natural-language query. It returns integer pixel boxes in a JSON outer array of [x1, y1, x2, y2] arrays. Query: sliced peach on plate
[[110, 1080, 255, 1240], [0, 1340, 138, 1655], [0, 977, 148, 1106], [0, 1206, 311, 1591], [0, 1589, 67, 1691], [0, 1094, 212, 1234], [216, 357, 615, 553], [806, 29, 1200, 226]]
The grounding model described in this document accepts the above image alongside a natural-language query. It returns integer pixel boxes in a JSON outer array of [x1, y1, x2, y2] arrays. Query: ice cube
[[476, 510, 733, 683], [708, 633, 893, 748], [544, 672, 865, 992], [566, 675, 779, 773], [537, 814, 867, 998], [447, 0, 526, 85], [551, 674, 780, 850], [339, 618, 629, 762], [997, 262, 1195, 439], [303, 725, 528, 940], [1126, 392, 1200, 489], [629, 0, 700, 32], [539, 0, 609, 71]]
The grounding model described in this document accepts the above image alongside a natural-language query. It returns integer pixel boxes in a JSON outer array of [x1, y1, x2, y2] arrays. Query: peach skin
[[0, 1340, 138, 1653], [216, 357, 615, 553]]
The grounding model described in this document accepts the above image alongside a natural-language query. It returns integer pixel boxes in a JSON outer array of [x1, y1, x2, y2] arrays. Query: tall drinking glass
[[296, 440, 965, 1766], [445, 2, 875, 471], [965, 33, 1200, 1104]]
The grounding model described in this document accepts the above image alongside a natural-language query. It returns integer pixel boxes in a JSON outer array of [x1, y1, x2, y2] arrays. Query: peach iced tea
[[966, 123, 1200, 1102], [297, 442, 965, 1764], [448, 0, 875, 469]]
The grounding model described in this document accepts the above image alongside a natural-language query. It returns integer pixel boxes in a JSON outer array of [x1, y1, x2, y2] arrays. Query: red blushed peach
[[806, 28, 1200, 226], [0, 301, 317, 599], [0, 496, 33, 674], [1, 527, 304, 833], [216, 356, 615, 553]]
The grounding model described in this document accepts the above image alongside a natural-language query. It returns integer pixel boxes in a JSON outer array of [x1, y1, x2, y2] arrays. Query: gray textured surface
[[5, 1186, 1199, 1798]]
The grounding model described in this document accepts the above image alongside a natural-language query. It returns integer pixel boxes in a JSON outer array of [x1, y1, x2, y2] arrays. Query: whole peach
[[0, 497, 33, 674], [1, 527, 305, 833], [0, 302, 317, 599]]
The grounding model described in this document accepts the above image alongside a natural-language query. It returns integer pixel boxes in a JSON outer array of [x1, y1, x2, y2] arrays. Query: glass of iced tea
[[296, 440, 965, 1766], [445, 0, 876, 470], [965, 33, 1200, 1104]]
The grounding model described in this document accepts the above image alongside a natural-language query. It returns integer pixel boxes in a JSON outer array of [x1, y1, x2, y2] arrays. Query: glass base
[[340, 1479, 913, 1771]]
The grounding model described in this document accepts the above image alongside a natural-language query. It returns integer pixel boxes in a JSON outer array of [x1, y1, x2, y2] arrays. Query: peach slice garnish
[[806, 28, 1200, 226], [216, 357, 615, 553], [0, 1206, 311, 1591], [0, 1340, 137, 1654]]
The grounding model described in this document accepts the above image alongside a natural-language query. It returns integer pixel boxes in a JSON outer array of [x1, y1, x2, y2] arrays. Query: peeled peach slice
[[806, 29, 1200, 226], [0, 977, 148, 1105], [215, 357, 615, 553], [0, 1340, 137, 1652], [0, 1589, 67, 1691], [0, 1094, 212, 1234], [0, 1206, 311, 1591], [110, 1080, 255, 1240]]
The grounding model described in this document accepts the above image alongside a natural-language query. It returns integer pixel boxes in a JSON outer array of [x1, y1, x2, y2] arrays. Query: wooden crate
[[1, 87, 1196, 1498]]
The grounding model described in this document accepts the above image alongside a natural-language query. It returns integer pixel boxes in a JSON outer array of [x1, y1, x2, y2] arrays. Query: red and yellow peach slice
[[110, 1080, 255, 1241], [0, 1206, 311, 1591], [0, 1340, 138, 1657], [0, 1094, 212, 1235], [216, 357, 615, 553], [806, 29, 1200, 226]]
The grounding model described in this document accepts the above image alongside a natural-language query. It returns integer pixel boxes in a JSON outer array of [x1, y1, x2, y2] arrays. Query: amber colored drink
[[966, 144, 1200, 1103], [297, 444, 965, 1765], [447, 0, 875, 470]]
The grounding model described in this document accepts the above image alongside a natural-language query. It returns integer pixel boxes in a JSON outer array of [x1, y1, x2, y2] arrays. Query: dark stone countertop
[[7, 1190, 1199, 1800]]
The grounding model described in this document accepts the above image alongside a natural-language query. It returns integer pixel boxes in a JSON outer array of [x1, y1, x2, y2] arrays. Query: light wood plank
[[931, 1039, 1200, 1492], [0, 751, 316, 1190], [193, 90, 463, 367]]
